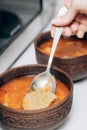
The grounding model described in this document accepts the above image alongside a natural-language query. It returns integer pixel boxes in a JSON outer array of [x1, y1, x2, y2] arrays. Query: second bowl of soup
[[34, 31, 87, 81]]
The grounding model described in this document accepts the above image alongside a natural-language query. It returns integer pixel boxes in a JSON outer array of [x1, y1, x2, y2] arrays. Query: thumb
[[52, 5, 78, 26]]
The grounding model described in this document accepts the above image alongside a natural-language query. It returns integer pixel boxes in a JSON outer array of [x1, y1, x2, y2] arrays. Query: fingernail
[[71, 25, 78, 31], [51, 17, 61, 24], [77, 31, 84, 38], [63, 31, 71, 37]]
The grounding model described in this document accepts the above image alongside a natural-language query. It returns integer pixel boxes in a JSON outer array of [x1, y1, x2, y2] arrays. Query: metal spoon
[[30, 7, 68, 93]]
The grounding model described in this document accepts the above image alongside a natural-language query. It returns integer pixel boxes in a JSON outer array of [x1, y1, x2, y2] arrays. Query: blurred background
[[0, 0, 63, 73]]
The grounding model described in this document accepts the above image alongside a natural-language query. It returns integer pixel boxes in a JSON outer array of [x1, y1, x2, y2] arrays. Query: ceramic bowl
[[0, 64, 73, 130], [34, 31, 87, 81]]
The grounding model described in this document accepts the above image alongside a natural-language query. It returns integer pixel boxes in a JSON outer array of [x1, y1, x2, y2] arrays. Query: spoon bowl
[[30, 70, 56, 93]]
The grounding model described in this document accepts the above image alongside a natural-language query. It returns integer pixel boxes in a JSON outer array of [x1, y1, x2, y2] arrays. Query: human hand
[[51, 0, 87, 38]]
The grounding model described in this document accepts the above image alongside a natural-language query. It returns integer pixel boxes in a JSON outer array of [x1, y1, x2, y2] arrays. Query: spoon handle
[[46, 6, 68, 72]]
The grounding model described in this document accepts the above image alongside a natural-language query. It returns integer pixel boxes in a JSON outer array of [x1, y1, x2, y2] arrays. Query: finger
[[76, 24, 87, 38], [76, 14, 87, 25], [70, 21, 79, 34], [62, 26, 72, 37], [51, 3, 78, 26], [77, 31, 85, 38]]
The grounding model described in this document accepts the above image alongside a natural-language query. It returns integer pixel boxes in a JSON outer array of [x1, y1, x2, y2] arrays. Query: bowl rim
[[0, 64, 73, 114], [34, 31, 87, 60]]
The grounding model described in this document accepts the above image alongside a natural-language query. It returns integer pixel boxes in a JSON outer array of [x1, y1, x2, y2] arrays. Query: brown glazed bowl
[[34, 31, 87, 81], [0, 64, 73, 130]]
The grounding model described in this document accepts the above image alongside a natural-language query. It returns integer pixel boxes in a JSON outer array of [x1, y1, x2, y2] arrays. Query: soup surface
[[39, 37, 87, 58], [0, 76, 69, 110]]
